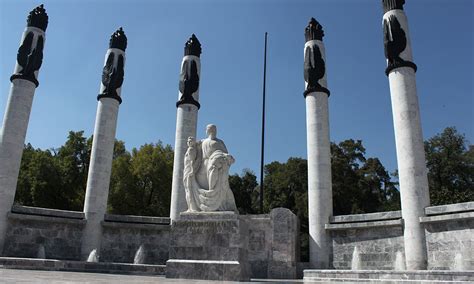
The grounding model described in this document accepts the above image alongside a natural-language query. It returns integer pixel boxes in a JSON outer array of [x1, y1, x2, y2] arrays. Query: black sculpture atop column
[[303, 18, 329, 97], [177, 34, 201, 109], [98, 27, 127, 103], [382, 0, 417, 75], [10, 4, 48, 87]]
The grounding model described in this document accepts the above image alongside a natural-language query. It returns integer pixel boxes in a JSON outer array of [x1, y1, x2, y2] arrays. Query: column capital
[[382, 0, 405, 14], [27, 4, 48, 32], [184, 34, 201, 57], [109, 27, 127, 51], [305, 18, 324, 42]]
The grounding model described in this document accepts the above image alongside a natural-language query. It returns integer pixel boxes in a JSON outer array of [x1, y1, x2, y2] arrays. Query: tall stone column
[[303, 18, 333, 268], [81, 28, 127, 259], [0, 5, 48, 254], [382, 0, 430, 270], [170, 34, 201, 221]]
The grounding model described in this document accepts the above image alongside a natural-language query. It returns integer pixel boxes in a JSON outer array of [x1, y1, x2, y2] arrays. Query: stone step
[[304, 269, 474, 283], [0, 257, 165, 276]]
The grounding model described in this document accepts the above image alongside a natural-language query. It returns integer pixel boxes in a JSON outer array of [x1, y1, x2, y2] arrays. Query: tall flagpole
[[259, 32, 267, 214]]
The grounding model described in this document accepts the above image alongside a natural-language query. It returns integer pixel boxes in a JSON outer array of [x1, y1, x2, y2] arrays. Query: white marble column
[[170, 34, 201, 221], [81, 28, 127, 259], [382, 0, 430, 270], [303, 18, 333, 268], [0, 5, 48, 255]]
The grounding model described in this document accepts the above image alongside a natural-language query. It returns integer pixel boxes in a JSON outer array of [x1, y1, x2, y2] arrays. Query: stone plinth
[[268, 208, 299, 279], [166, 211, 250, 281]]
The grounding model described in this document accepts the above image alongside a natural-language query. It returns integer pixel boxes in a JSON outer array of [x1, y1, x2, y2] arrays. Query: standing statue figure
[[183, 124, 237, 212]]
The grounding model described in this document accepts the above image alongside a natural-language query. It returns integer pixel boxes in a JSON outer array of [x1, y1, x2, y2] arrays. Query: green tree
[[56, 131, 90, 210], [27, 149, 64, 208], [425, 127, 474, 205], [15, 144, 63, 208], [264, 158, 308, 218], [331, 140, 366, 215], [15, 144, 36, 205], [16, 132, 89, 210], [108, 141, 174, 216], [358, 158, 400, 212], [229, 169, 258, 214]]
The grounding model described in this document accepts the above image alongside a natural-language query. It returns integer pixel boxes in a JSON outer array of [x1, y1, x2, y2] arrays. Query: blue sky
[[0, 0, 472, 176]]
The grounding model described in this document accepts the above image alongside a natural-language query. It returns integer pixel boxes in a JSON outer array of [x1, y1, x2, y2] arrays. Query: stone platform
[[166, 211, 250, 281], [304, 269, 474, 283], [0, 257, 166, 275]]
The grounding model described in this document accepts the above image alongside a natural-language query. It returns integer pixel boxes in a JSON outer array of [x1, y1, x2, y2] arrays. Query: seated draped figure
[[183, 124, 238, 212]]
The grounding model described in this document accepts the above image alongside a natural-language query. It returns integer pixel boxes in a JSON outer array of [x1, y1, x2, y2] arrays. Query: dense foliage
[[425, 127, 474, 205], [15, 127, 472, 225], [15, 131, 173, 216]]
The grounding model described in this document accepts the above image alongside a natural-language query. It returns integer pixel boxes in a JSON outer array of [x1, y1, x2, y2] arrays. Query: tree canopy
[[425, 127, 474, 205], [14, 127, 472, 218], [15, 131, 173, 216]]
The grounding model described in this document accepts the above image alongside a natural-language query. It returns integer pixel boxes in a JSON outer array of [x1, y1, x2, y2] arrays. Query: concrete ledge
[[325, 219, 403, 231], [304, 269, 474, 282], [11, 205, 84, 220], [240, 214, 270, 220], [104, 214, 170, 225], [425, 202, 474, 216], [330, 211, 401, 224], [166, 259, 249, 281], [0, 257, 166, 276], [179, 211, 238, 220], [7, 212, 86, 225], [420, 211, 474, 224], [101, 221, 170, 230]]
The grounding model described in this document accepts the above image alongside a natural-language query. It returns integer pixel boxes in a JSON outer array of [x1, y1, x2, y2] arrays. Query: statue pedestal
[[166, 211, 250, 281]]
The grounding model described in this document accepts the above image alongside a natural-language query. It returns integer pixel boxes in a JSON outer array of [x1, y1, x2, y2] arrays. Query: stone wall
[[241, 214, 271, 278], [100, 214, 171, 264], [2, 206, 172, 264], [166, 208, 299, 280], [268, 208, 299, 279], [3, 205, 85, 260], [422, 202, 474, 270], [327, 202, 474, 270], [327, 211, 404, 270], [242, 208, 299, 279]]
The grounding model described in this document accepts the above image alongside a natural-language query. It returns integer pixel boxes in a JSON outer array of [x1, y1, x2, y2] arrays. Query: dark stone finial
[[184, 34, 202, 57], [305, 18, 324, 42], [382, 0, 405, 13], [109, 27, 127, 51], [27, 4, 48, 31]]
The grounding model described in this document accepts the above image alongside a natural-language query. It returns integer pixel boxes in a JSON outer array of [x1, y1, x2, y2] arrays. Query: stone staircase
[[304, 269, 474, 283]]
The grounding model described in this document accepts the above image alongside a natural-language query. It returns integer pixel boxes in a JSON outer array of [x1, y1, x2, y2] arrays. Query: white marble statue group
[[183, 124, 237, 212]]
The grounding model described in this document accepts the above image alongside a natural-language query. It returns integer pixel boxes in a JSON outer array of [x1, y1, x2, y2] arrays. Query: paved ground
[[0, 269, 308, 284]]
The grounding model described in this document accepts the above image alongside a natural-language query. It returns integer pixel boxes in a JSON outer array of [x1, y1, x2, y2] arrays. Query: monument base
[[165, 211, 250, 281]]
